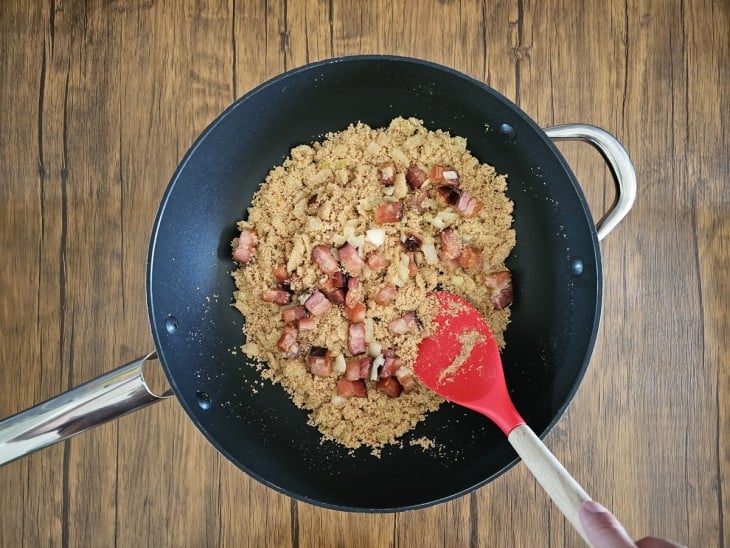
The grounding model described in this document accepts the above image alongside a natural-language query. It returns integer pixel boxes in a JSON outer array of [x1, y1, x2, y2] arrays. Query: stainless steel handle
[[544, 124, 637, 241], [0, 353, 171, 466]]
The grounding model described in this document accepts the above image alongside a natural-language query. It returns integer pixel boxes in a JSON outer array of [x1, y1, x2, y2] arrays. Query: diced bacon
[[379, 161, 397, 186], [485, 270, 513, 310], [339, 243, 366, 276], [319, 273, 347, 304], [374, 284, 397, 305], [261, 289, 291, 305], [344, 357, 361, 381], [401, 232, 422, 251], [282, 305, 307, 324], [232, 228, 258, 264], [304, 290, 332, 316], [436, 185, 461, 206], [357, 356, 373, 379], [272, 263, 289, 283], [405, 190, 430, 212], [307, 347, 332, 377], [407, 252, 419, 277], [348, 322, 367, 355], [366, 251, 386, 272], [376, 377, 402, 398], [312, 245, 339, 274], [388, 311, 419, 335], [298, 316, 317, 331], [345, 277, 363, 307], [276, 326, 301, 358], [336, 379, 367, 398], [455, 191, 483, 217], [345, 355, 372, 381], [330, 271, 347, 288], [379, 353, 402, 378], [395, 367, 416, 393], [374, 201, 403, 224], [325, 289, 346, 305], [458, 246, 483, 270], [328, 289, 347, 304], [344, 302, 366, 323], [429, 164, 446, 182], [406, 164, 428, 189], [439, 228, 462, 261]]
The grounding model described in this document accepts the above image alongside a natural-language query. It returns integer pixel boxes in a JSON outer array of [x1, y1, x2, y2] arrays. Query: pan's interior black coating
[[147, 56, 602, 511]]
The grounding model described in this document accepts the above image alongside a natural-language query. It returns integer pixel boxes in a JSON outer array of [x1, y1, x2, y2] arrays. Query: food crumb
[[409, 436, 436, 450], [438, 330, 486, 383]]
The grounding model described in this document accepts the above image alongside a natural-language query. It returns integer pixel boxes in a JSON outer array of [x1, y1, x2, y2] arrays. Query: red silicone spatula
[[414, 291, 592, 544]]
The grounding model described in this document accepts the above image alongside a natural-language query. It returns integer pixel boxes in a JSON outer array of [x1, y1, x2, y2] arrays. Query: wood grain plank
[[110, 2, 231, 547], [42, 2, 128, 544], [0, 1, 67, 546], [0, 0, 727, 546]]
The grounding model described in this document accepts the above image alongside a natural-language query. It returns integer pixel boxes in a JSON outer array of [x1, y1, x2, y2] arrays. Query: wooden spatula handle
[[508, 424, 592, 545]]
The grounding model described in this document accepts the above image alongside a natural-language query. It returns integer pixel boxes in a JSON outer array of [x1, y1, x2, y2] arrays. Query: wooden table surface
[[1, 1, 727, 546]]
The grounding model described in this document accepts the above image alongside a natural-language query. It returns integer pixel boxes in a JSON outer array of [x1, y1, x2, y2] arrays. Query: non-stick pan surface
[[147, 56, 601, 511]]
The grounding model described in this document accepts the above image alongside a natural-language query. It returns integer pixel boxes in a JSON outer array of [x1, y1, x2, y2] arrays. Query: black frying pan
[[0, 56, 635, 512]]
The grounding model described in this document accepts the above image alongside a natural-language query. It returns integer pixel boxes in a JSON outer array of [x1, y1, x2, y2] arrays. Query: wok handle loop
[[544, 124, 637, 241], [0, 353, 170, 467]]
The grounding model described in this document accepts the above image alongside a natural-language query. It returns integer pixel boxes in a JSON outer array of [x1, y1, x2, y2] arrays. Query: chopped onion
[[368, 340, 382, 357], [334, 353, 346, 374], [451, 275, 465, 287], [347, 234, 365, 250], [331, 395, 347, 408], [305, 216, 322, 231], [365, 228, 386, 247], [396, 255, 410, 284], [422, 241, 438, 265], [364, 318, 374, 343], [298, 292, 313, 305], [430, 209, 460, 230], [371, 355, 385, 380]]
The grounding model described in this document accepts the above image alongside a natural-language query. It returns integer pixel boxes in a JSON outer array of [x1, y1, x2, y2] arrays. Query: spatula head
[[414, 292, 524, 434]]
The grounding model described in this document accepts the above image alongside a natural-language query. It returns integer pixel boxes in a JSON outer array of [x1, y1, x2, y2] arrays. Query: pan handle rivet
[[165, 315, 179, 334], [569, 258, 584, 276], [196, 391, 212, 409], [499, 123, 516, 140]]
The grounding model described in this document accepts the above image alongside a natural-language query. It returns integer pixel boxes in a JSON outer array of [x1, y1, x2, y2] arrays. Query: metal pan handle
[[544, 124, 637, 241], [0, 353, 170, 466]]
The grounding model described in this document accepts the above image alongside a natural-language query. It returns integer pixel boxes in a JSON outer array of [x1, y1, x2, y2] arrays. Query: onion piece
[[371, 354, 385, 380], [395, 254, 410, 286], [334, 352, 346, 374], [421, 240, 438, 265], [365, 228, 386, 247], [430, 209, 460, 230], [368, 341, 382, 357], [364, 318, 374, 343]]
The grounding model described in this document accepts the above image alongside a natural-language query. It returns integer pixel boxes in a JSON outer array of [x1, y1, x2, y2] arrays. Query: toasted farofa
[[232, 117, 515, 453]]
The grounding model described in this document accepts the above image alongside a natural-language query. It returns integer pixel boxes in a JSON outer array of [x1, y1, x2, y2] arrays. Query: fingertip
[[578, 500, 636, 548], [580, 500, 609, 516]]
